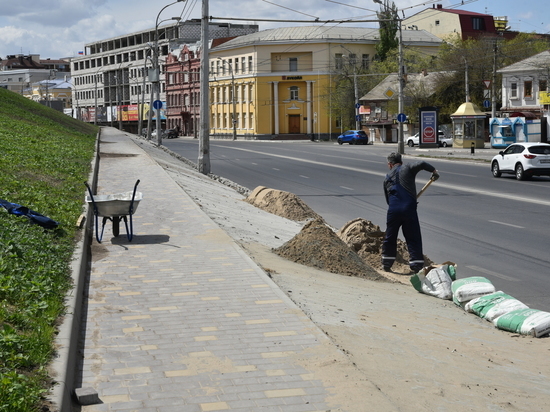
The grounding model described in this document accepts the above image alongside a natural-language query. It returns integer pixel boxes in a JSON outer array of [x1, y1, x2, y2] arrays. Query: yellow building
[[209, 26, 442, 140]]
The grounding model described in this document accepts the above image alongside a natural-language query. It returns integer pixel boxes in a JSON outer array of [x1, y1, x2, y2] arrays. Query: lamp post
[[217, 57, 237, 140], [93, 67, 103, 125], [154, 1, 184, 146]]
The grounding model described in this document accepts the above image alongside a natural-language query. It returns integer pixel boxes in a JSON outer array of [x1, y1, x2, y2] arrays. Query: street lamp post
[[154, 1, 184, 146]]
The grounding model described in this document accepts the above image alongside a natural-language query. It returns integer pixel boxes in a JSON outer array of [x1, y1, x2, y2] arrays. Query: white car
[[406, 131, 447, 147], [491, 142, 550, 180]]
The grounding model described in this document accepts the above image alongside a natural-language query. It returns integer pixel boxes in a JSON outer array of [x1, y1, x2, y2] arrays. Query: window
[[335, 53, 343, 70], [435, 20, 440, 26], [472, 17, 486, 30], [539, 79, 547, 93], [362, 54, 370, 70], [241, 58, 246, 73], [248, 56, 253, 72], [290, 86, 299, 100], [235, 57, 239, 74], [524, 80, 533, 98], [289, 57, 298, 72], [348, 53, 357, 65], [510, 82, 518, 98]]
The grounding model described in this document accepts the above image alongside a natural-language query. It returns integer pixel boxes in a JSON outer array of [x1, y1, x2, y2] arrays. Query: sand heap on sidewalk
[[274, 219, 384, 281], [245, 186, 322, 222], [336, 218, 433, 273], [246, 186, 431, 280]]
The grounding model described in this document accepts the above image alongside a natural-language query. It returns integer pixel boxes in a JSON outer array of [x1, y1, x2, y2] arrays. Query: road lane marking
[[273, 168, 280, 171], [218, 146, 550, 207], [299, 175, 309, 179], [465, 265, 518, 282], [340, 186, 354, 191], [488, 220, 525, 229]]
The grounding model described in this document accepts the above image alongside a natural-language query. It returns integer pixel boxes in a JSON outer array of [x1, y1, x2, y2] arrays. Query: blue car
[[337, 130, 370, 145]]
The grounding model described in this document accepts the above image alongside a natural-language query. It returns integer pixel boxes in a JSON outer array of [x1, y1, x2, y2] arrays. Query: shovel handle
[[417, 176, 435, 199]]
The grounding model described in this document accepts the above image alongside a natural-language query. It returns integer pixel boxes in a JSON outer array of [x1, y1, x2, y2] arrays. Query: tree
[[375, 0, 399, 61]]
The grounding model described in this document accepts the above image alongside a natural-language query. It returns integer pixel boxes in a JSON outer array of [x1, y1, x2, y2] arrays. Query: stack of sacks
[[493, 309, 550, 338], [410, 263, 456, 300], [465, 291, 528, 322], [451, 276, 496, 307]]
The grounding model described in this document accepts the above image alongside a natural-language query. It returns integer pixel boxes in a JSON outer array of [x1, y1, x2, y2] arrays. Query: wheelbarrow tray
[[85, 191, 142, 217]]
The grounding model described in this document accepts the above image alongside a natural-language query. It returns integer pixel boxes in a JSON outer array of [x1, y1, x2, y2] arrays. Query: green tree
[[375, 0, 399, 61]]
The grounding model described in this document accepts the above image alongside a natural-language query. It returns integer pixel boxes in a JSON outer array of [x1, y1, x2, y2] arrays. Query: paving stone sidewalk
[[76, 128, 396, 412]]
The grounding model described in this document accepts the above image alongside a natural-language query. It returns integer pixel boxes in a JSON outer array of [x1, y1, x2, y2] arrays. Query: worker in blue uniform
[[382, 152, 439, 274]]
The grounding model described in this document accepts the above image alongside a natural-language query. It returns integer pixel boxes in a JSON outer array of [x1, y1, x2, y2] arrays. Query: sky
[[0, 0, 548, 60]]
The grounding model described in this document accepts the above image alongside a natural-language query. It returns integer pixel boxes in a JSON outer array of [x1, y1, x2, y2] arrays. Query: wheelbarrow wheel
[[112, 217, 120, 237]]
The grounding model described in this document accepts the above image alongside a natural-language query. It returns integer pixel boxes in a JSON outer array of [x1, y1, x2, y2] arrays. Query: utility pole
[[198, 0, 211, 174], [492, 39, 498, 119]]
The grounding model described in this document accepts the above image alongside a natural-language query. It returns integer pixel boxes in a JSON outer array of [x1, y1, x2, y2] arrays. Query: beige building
[[209, 26, 442, 140], [403, 5, 501, 40]]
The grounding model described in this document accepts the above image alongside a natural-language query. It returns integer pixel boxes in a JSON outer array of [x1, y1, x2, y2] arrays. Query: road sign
[[397, 113, 407, 123], [483, 80, 492, 89], [355, 103, 361, 109], [483, 99, 491, 108], [153, 100, 163, 110]]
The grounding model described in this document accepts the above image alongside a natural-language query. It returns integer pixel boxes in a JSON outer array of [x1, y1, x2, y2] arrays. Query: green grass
[[0, 88, 97, 411]]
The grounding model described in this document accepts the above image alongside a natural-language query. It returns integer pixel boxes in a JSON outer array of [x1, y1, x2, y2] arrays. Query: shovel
[[417, 176, 436, 199]]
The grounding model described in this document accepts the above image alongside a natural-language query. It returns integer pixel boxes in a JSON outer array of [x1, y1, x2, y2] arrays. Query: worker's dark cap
[[387, 152, 402, 165]]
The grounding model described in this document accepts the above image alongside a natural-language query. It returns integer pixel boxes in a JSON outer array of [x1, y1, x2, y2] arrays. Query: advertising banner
[[418, 106, 439, 148]]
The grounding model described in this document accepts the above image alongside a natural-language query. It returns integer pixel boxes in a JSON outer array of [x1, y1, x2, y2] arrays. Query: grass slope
[[0, 88, 97, 411]]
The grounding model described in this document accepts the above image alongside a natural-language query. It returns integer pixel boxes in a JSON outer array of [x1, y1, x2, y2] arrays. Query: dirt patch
[[273, 219, 384, 281], [245, 186, 322, 222], [337, 218, 433, 275]]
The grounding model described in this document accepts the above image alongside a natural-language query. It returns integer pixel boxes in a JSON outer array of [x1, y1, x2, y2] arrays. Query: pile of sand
[[273, 219, 384, 281], [245, 186, 322, 222], [336, 218, 433, 274], [247, 186, 432, 280]]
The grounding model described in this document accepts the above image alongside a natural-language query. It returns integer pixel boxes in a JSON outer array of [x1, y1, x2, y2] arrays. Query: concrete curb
[[48, 129, 101, 412]]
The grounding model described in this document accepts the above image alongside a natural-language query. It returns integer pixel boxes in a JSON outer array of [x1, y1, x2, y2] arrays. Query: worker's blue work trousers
[[382, 206, 424, 272]]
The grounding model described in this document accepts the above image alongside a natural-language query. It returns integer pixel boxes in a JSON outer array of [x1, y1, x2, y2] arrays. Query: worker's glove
[[432, 172, 440, 181]]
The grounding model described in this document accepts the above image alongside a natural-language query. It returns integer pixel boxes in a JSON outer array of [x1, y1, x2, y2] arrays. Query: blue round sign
[[153, 100, 163, 110], [397, 113, 407, 123], [483, 100, 491, 108]]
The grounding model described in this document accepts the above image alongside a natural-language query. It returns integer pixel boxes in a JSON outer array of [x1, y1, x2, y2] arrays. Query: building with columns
[[209, 26, 442, 140]]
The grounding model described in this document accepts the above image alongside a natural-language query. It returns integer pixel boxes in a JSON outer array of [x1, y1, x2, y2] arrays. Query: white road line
[[340, 186, 354, 191], [272, 168, 280, 171], [299, 175, 310, 179], [220, 146, 550, 206], [488, 220, 525, 229], [251, 162, 258, 165], [465, 265, 518, 282]]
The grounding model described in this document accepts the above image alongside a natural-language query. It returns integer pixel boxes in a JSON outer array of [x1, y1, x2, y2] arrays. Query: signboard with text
[[418, 106, 439, 148]]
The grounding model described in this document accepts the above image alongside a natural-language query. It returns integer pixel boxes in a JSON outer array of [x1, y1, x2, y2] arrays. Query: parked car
[[438, 134, 453, 147], [407, 131, 448, 147], [406, 133, 420, 147], [491, 142, 550, 180], [337, 130, 370, 145]]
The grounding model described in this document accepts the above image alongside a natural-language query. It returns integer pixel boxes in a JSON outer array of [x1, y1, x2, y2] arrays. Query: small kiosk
[[450, 102, 486, 149]]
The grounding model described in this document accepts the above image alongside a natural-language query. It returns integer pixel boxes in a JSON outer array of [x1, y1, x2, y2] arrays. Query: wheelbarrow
[[85, 180, 142, 243]]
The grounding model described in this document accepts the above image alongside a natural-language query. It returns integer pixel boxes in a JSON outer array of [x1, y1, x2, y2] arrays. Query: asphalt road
[[162, 138, 550, 312]]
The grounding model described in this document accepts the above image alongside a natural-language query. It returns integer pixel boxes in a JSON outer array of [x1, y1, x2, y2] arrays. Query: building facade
[[209, 26, 442, 140], [70, 20, 258, 132], [490, 50, 550, 147], [403, 5, 502, 40], [165, 44, 202, 137]]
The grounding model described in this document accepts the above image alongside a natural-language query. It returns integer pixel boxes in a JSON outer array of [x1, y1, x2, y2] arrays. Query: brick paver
[[77, 129, 389, 411]]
